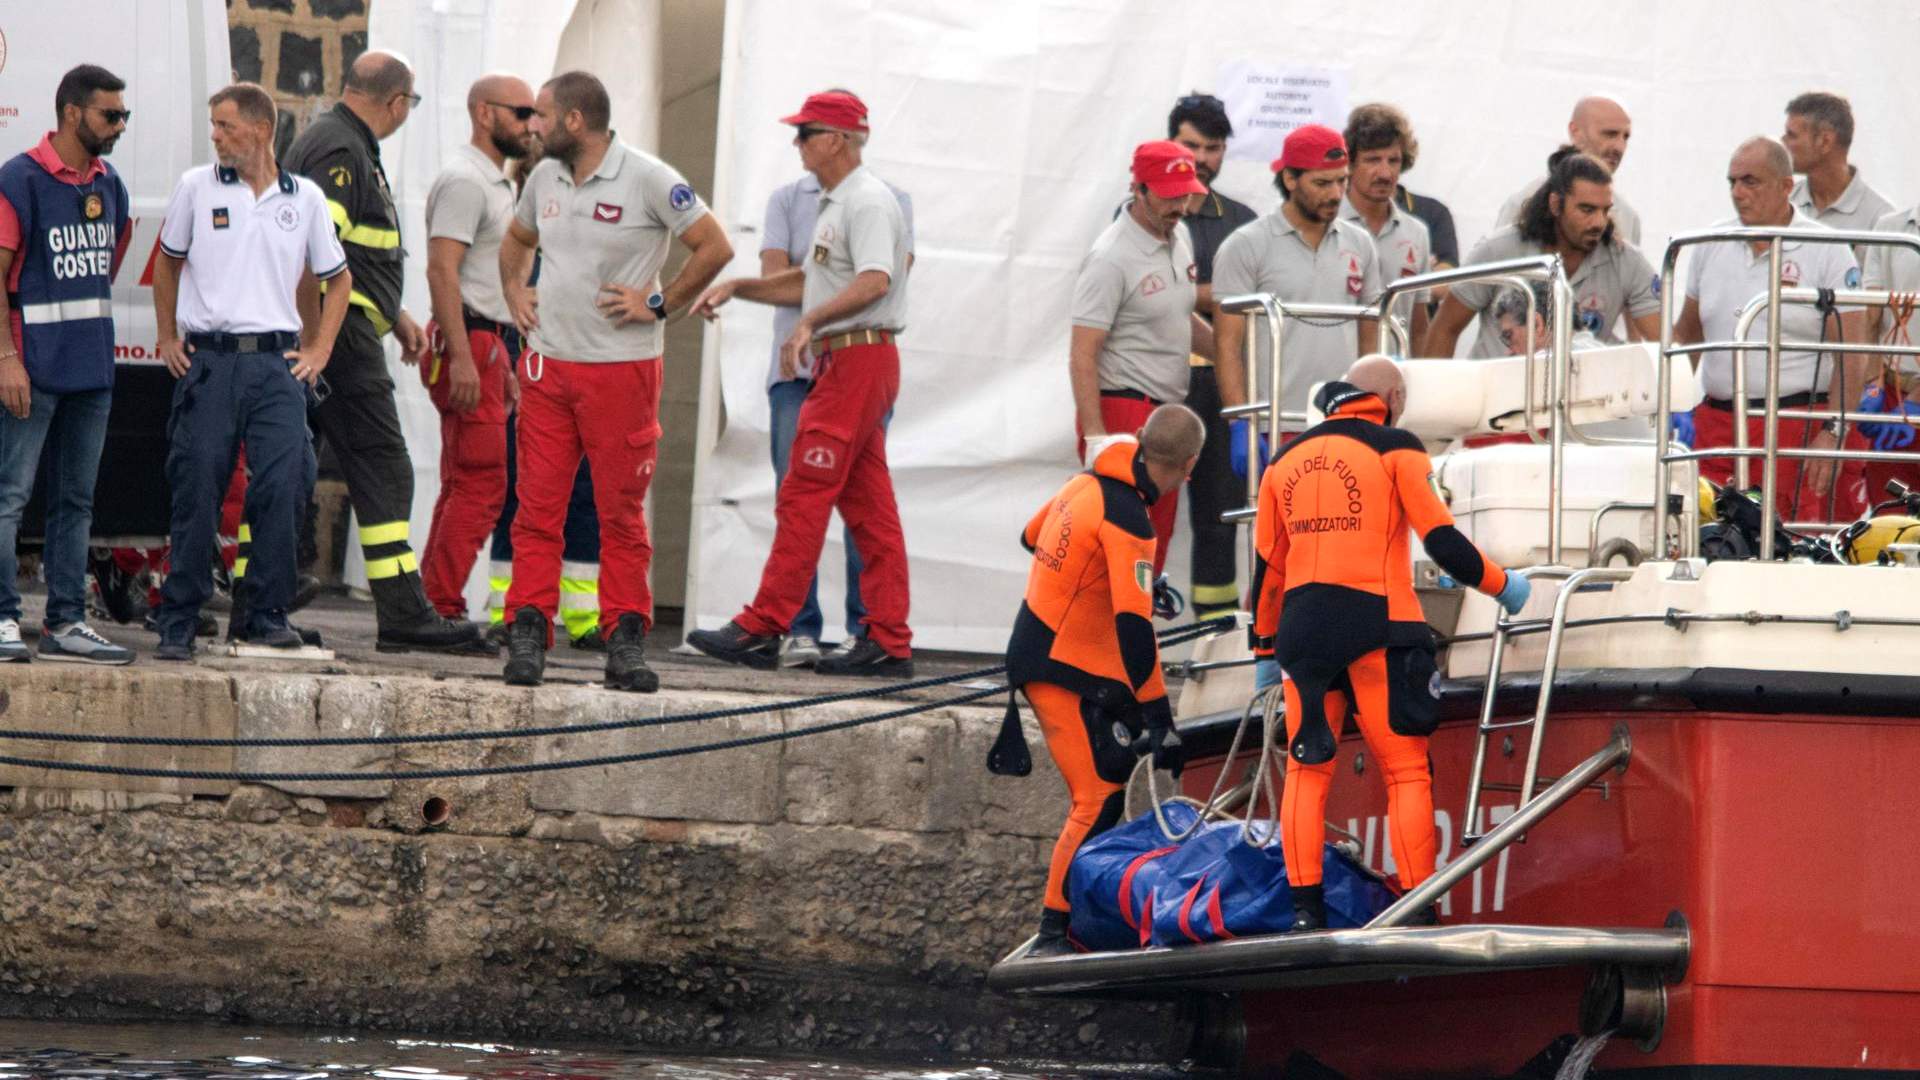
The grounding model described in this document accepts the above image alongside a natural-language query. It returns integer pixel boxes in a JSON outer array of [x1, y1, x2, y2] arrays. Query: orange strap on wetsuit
[[1001, 437, 1172, 913], [1250, 381, 1512, 892]]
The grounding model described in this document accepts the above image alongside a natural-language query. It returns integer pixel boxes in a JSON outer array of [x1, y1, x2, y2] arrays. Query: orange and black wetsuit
[[1252, 381, 1509, 892], [1006, 437, 1171, 915]]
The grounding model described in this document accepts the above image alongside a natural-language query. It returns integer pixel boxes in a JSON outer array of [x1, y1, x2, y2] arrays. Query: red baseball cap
[[781, 90, 870, 134], [1272, 124, 1348, 172], [1131, 140, 1209, 199]]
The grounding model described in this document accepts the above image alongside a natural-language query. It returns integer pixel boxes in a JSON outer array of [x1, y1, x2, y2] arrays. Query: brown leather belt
[[812, 328, 895, 356]]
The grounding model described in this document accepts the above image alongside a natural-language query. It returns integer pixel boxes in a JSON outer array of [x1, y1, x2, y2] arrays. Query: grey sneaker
[[779, 633, 823, 669], [38, 622, 135, 665], [0, 619, 29, 663]]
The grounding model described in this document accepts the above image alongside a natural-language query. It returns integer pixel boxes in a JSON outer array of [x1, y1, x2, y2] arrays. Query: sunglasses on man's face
[[488, 102, 536, 121], [91, 107, 132, 125], [795, 126, 834, 142]]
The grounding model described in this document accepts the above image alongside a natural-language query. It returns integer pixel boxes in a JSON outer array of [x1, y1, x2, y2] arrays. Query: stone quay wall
[[0, 665, 1187, 1063]]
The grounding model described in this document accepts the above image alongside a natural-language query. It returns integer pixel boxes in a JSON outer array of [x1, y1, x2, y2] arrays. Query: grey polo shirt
[[1071, 212, 1197, 405], [512, 138, 709, 361], [1863, 204, 1920, 375], [803, 164, 911, 337], [1211, 209, 1382, 416], [1495, 175, 1643, 249], [762, 171, 915, 386], [1687, 213, 1859, 400], [1791, 169, 1895, 236], [1339, 196, 1430, 328], [1452, 225, 1660, 358], [425, 143, 516, 324]]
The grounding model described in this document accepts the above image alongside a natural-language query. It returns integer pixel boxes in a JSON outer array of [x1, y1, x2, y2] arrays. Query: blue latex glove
[[1254, 657, 1283, 693], [1669, 410, 1695, 447], [1229, 418, 1271, 479], [1494, 572, 1532, 615], [1857, 383, 1917, 451], [1435, 575, 1458, 589]]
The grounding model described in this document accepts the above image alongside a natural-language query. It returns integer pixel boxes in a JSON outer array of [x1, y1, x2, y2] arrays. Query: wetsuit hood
[[1090, 436, 1163, 506], [1314, 380, 1392, 426]]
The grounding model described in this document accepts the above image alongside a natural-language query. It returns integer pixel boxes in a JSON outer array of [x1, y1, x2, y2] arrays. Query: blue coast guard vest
[[0, 151, 129, 393]]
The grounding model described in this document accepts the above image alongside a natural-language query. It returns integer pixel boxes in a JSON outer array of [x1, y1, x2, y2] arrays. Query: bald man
[[1250, 355, 1527, 930], [1672, 136, 1871, 524], [1495, 96, 1641, 247], [416, 75, 537, 622], [1004, 403, 1205, 956], [287, 51, 485, 651]]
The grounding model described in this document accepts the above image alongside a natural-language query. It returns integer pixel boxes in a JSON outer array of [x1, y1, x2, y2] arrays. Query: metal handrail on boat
[[1655, 227, 1920, 559]]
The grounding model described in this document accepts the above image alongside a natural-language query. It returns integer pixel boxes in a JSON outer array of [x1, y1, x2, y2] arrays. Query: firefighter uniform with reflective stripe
[[1007, 437, 1174, 915], [1252, 382, 1509, 894], [286, 103, 454, 639]]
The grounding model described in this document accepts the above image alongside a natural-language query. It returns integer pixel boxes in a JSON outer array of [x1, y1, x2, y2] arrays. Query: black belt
[[462, 307, 511, 338], [1703, 391, 1826, 411], [1101, 388, 1163, 404], [185, 331, 300, 354]]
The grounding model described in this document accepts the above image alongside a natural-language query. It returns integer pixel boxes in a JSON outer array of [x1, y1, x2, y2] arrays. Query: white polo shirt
[[1339, 195, 1430, 327], [1211, 210, 1382, 417], [157, 164, 346, 335], [513, 138, 710, 362], [1071, 211, 1197, 405], [425, 143, 516, 325], [804, 164, 912, 337], [1687, 213, 1861, 401]]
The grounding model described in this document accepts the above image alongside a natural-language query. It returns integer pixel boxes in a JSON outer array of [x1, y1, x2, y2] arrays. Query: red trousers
[[504, 352, 660, 643], [420, 325, 511, 617], [1076, 394, 1180, 574], [736, 341, 911, 654], [1691, 402, 1868, 524]]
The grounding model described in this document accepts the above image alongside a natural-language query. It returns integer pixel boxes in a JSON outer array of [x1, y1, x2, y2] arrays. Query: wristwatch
[[646, 291, 667, 320]]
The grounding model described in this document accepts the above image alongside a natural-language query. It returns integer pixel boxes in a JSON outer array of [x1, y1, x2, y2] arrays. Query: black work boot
[[1029, 908, 1075, 958], [685, 620, 781, 671], [604, 614, 659, 693], [372, 573, 490, 654], [503, 606, 548, 687], [1289, 884, 1326, 933], [814, 635, 914, 678]]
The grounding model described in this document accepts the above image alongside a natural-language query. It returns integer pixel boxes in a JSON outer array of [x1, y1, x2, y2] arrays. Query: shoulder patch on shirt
[[1133, 559, 1153, 594], [668, 183, 696, 211], [328, 165, 352, 188], [1846, 265, 1862, 289]]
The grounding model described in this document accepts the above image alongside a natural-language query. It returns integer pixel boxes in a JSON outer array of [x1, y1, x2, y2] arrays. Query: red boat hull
[[1185, 706, 1920, 1076]]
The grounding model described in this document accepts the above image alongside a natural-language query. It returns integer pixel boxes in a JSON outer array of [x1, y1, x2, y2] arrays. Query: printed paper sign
[[1217, 61, 1351, 165]]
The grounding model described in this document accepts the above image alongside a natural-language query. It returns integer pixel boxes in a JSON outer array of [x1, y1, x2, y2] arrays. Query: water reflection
[[0, 1022, 1177, 1080]]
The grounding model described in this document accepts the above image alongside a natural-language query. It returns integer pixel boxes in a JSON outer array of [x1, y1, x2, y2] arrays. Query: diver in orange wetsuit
[[1004, 404, 1206, 956], [1251, 356, 1530, 929]]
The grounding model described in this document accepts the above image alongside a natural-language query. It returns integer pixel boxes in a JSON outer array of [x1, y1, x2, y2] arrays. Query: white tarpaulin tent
[[689, 0, 1920, 653]]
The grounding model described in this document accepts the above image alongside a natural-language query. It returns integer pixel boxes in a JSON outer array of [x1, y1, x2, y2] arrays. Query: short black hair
[[1168, 92, 1231, 141], [546, 70, 611, 133], [1273, 166, 1303, 199], [55, 64, 125, 125]]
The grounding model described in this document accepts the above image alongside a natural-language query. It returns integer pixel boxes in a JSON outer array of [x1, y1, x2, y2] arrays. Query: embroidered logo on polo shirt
[[1140, 272, 1167, 297], [668, 183, 696, 211], [1346, 251, 1364, 297], [275, 204, 300, 232], [541, 197, 560, 220], [1401, 243, 1419, 276], [593, 203, 624, 224], [212, 207, 231, 230], [812, 244, 829, 264], [1781, 260, 1802, 287], [1187, 262, 1197, 283]]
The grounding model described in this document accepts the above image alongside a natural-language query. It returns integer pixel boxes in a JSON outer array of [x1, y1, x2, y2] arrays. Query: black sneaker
[[685, 620, 780, 671], [604, 613, 658, 693], [503, 606, 547, 687], [814, 635, 914, 678], [378, 610, 492, 654], [233, 613, 303, 649]]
